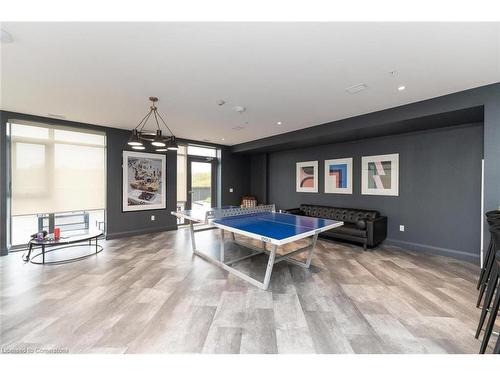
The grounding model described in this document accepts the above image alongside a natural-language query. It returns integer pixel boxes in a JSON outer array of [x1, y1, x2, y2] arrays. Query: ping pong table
[[171, 205, 343, 290]]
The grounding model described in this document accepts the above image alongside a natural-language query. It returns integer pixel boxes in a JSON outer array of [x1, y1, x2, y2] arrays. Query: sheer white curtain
[[10, 121, 106, 216]]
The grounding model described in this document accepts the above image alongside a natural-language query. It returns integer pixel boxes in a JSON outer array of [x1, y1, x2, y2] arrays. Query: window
[[9, 120, 106, 246], [187, 145, 217, 158]]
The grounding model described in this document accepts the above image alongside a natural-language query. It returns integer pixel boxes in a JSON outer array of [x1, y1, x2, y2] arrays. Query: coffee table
[[25, 230, 104, 265]]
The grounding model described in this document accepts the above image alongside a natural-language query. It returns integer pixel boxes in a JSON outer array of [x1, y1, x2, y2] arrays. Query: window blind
[[10, 120, 106, 216]]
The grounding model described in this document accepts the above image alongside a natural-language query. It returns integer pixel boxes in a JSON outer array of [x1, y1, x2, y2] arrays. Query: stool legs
[[476, 264, 498, 338], [477, 250, 496, 308], [478, 240, 493, 289], [479, 281, 500, 354]]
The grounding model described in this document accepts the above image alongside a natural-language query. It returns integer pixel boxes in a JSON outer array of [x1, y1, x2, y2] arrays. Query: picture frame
[[296, 161, 318, 193], [324, 157, 353, 194], [361, 153, 399, 196], [122, 150, 167, 212]]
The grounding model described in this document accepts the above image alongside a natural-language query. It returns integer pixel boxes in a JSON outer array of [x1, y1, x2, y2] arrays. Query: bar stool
[[479, 249, 500, 354], [478, 211, 500, 290], [476, 225, 499, 335], [476, 214, 500, 307]]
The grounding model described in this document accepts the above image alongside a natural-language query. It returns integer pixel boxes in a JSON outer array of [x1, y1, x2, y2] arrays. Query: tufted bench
[[286, 204, 387, 250]]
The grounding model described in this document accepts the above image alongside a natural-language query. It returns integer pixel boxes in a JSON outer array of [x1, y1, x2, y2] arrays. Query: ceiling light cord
[[138, 110, 154, 133], [156, 111, 175, 137], [153, 108, 161, 131], [134, 110, 151, 131]]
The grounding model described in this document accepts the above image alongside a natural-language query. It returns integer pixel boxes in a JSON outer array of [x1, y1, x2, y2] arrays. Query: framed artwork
[[122, 150, 166, 212], [324, 158, 353, 194], [296, 161, 318, 193], [361, 153, 399, 196]]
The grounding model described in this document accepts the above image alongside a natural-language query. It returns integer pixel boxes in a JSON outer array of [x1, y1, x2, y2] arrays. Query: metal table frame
[[173, 206, 343, 290], [25, 231, 104, 265]]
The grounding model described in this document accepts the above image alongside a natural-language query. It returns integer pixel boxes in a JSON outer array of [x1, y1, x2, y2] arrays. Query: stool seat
[[486, 210, 500, 218]]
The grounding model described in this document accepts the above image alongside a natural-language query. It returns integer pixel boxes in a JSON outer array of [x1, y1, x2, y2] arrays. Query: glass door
[[187, 157, 216, 210]]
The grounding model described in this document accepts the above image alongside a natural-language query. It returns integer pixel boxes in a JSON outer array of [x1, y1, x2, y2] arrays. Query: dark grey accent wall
[[105, 127, 178, 239], [220, 148, 251, 206], [264, 123, 484, 261], [250, 153, 268, 204], [484, 91, 500, 216]]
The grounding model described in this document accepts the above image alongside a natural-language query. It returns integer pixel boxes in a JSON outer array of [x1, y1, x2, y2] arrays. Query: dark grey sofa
[[286, 204, 387, 250]]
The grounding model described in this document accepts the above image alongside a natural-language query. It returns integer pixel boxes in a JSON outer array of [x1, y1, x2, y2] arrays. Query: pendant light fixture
[[127, 129, 143, 146], [167, 136, 179, 150], [127, 97, 178, 152], [151, 129, 166, 147]]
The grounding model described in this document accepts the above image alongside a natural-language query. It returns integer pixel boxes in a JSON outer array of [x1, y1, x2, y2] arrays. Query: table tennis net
[[208, 204, 276, 219]]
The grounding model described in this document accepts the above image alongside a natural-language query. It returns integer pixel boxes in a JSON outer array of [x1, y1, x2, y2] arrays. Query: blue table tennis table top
[[213, 211, 343, 245]]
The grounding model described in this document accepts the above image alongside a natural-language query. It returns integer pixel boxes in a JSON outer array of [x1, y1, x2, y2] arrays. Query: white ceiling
[[1, 22, 499, 146]]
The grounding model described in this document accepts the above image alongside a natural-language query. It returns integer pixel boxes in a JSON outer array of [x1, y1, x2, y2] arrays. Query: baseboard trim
[[384, 238, 479, 263], [106, 226, 177, 240]]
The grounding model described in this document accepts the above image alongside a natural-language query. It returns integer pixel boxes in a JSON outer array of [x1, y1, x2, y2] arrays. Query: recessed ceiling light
[[277, 121, 282, 125], [398, 85, 406, 91], [1, 29, 13, 44], [345, 83, 367, 94], [233, 105, 246, 113], [221, 138, 225, 141], [216, 99, 226, 106]]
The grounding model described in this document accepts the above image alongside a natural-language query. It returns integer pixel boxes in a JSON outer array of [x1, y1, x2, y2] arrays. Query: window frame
[[7, 119, 107, 250]]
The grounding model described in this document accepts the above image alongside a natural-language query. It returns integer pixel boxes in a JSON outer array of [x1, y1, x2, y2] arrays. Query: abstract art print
[[324, 158, 353, 194], [296, 161, 318, 193], [122, 150, 166, 211], [361, 153, 399, 196]]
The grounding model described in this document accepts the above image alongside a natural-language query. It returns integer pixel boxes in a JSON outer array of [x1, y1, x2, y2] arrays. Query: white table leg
[[189, 221, 197, 252], [262, 244, 278, 290], [305, 233, 318, 268], [220, 229, 225, 262]]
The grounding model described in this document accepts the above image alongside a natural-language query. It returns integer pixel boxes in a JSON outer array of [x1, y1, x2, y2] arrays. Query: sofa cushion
[[329, 223, 367, 238], [299, 204, 379, 223]]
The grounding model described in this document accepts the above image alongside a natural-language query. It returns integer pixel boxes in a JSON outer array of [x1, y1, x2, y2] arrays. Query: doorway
[[186, 156, 217, 210]]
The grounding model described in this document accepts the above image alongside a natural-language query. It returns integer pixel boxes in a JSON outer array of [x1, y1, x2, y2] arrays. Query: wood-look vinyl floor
[[0, 228, 497, 354]]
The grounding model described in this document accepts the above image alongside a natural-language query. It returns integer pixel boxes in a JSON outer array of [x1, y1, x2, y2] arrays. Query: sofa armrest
[[285, 208, 305, 216], [366, 216, 387, 247]]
